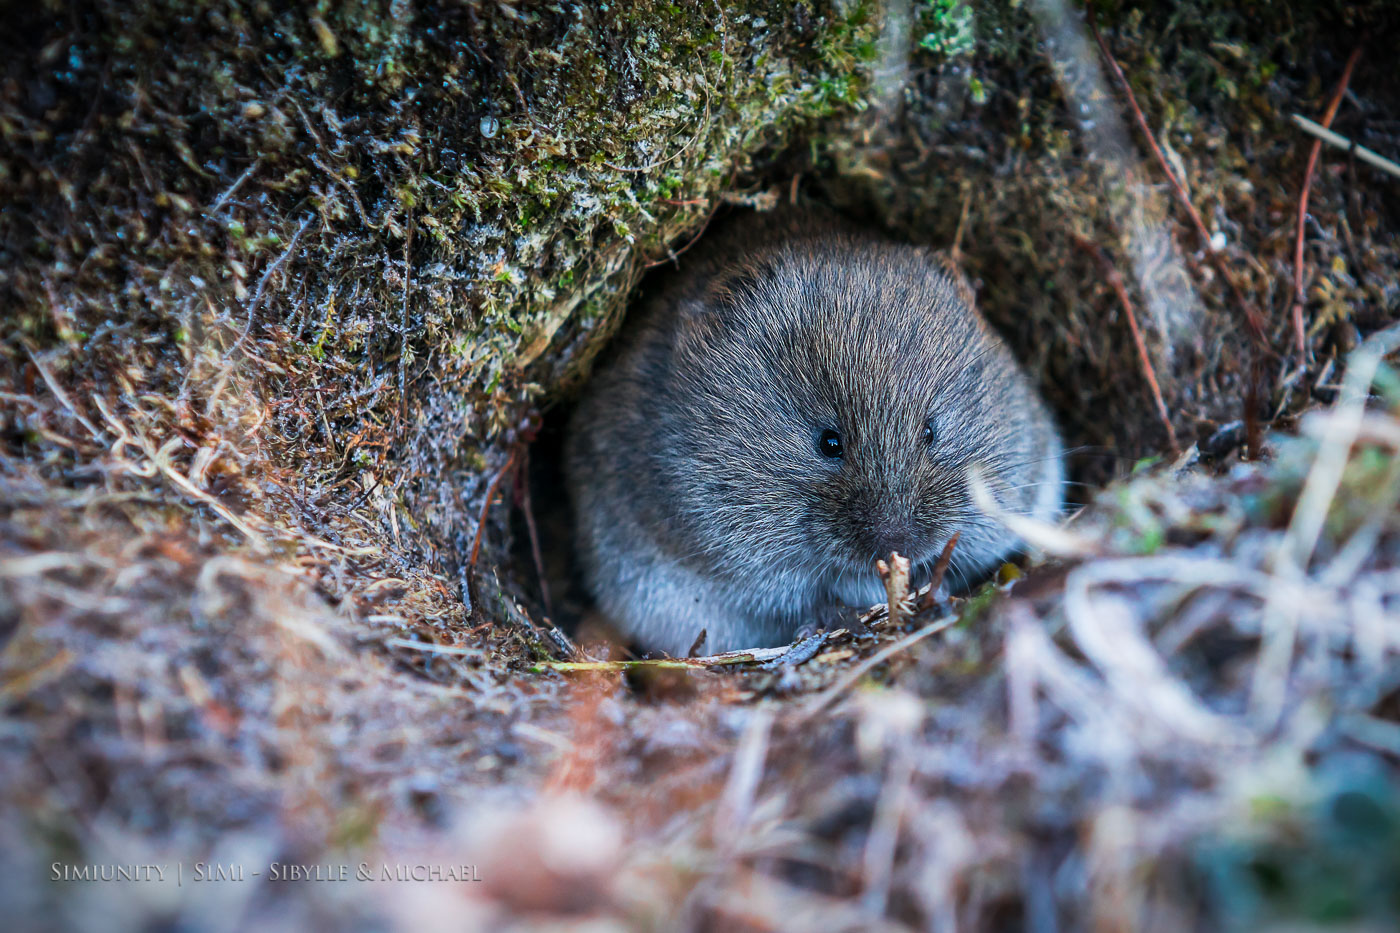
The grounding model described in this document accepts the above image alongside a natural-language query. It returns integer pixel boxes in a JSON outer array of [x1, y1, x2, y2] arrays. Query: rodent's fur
[[566, 210, 1063, 656]]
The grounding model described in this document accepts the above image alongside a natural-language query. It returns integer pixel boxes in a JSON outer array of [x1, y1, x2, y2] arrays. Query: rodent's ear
[[927, 250, 978, 308], [695, 257, 777, 322]]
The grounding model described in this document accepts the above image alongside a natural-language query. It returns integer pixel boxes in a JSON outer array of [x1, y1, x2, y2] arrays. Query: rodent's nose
[[860, 520, 922, 564]]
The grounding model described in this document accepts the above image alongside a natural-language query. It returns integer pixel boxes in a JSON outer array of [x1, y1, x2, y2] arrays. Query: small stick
[[1245, 357, 1264, 461], [1292, 47, 1363, 359], [876, 552, 911, 628], [399, 207, 414, 427], [467, 446, 517, 569], [919, 533, 961, 609], [714, 707, 774, 853], [93, 395, 268, 550], [208, 158, 261, 215], [230, 214, 311, 354], [1087, 12, 1268, 345], [26, 347, 104, 442], [1251, 321, 1400, 724], [1293, 114, 1400, 181], [861, 744, 914, 918], [950, 186, 974, 262], [517, 446, 553, 618], [1073, 236, 1179, 453], [384, 638, 484, 658], [645, 197, 722, 270], [800, 614, 957, 719], [530, 645, 792, 674]]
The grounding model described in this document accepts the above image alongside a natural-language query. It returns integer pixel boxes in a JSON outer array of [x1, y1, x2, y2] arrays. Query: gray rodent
[[565, 210, 1063, 656]]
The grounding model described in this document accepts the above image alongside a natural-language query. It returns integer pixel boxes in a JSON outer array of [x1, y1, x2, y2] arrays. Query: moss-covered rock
[[2, 0, 886, 573]]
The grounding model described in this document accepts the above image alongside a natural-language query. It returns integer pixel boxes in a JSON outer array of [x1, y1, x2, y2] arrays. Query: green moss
[[956, 579, 1001, 629], [918, 0, 975, 57]]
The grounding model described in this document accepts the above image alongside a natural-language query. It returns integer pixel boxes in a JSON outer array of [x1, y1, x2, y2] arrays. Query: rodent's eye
[[817, 428, 844, 459], [923, 418, 937, 446]]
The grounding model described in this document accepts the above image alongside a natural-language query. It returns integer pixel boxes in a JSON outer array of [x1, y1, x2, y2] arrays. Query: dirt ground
[[3, 1, 1400, 930]]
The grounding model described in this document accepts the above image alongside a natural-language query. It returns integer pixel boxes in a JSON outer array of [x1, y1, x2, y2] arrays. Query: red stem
[[1292, 46, 1363, 358]]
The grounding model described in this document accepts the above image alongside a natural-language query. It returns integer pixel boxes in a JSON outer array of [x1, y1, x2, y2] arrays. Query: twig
[[1063, 560, 1247, 745], [1245, 357, 1265, 462], [919, 533, 961, 610], [530, 644, 792, 674], [92, 395, 269, 551], [467, 446, 518, 569], [0, 552, 113, 576], [801, 615, 957, 719], [0, 648, 74, 706], [208, 158, 261, 215], [967, 465, 1099, 558], [468, 412, 545, 571], [1087, 12, 1268, 345], [930, 533, 960, 590], [309, 154, 373, 228], [876, 552, 912, 628], [384, 638, 484, 658], [950, 185, 974, 262], [26, 347, 104, 442], [645, 198, 722, 270], [399, 208, 414, 427], [1292, 47, 1363, 359], [517, 446, 553, 618], [861, 744, 915, 918], [714, 707, 774, 854], [1284, 320, 1400, 573], [1292, 115, 1399, 180], [1073, 236, 1179, 453], [230, 215, 311, 354]]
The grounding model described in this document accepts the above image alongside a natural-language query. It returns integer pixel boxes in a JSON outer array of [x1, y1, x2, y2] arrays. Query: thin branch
[[1251, 320, 1400, 724], [91, 395, 268, 551], [468, 447, 517, 570], [229, 215, 312, 355], [1073, 236, 1179, 454], [384, 638, 485, 658], [399, 207, 414, 428], [919, 533, 961, 610], [950, 185, 974, 262], [208, 158, 261, 215], [518, 446, 553, 618], [530, 645, 792, 674], [1087, 11, 1268, 345], [26, 347, 104, 442], [645, 198, 722, 270], [800, 615, 957, 720], [1292, 114, 1400, 181], [1292, 47, 1363, 359], [714, 707, 774, 854]]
